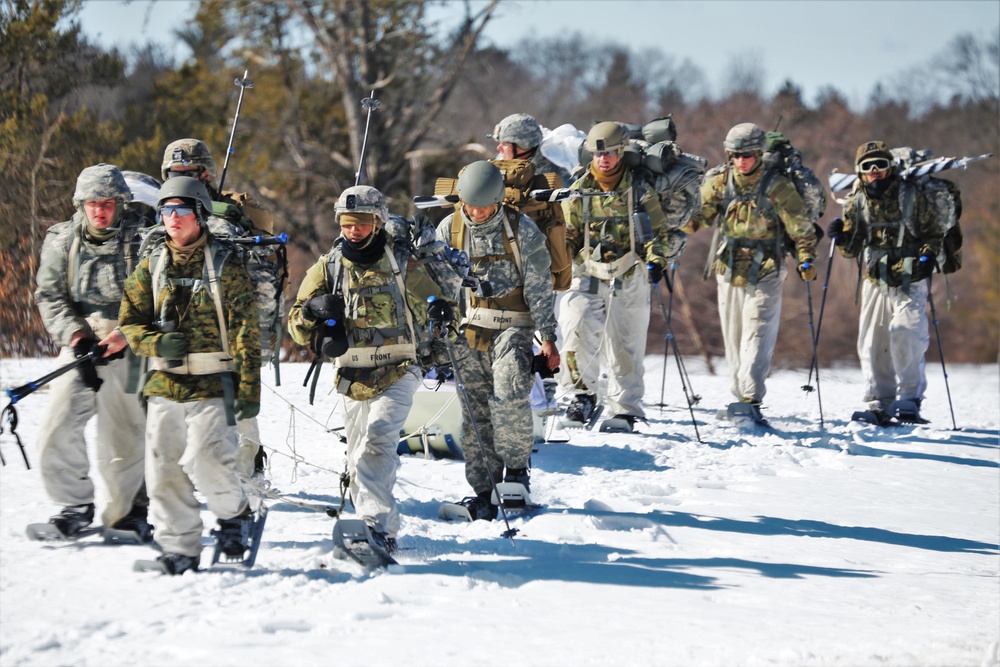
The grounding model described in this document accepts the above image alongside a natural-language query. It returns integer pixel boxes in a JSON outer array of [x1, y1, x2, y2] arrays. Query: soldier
[[435, 161, 560, 519], [683, 123, 818, 414], [119, 177, 261, 575], [490, 112, 573, 188], [32, 164, 151, 540], [829, 141, 943, 425], [559, 122, 686, 431], [288, 186, 457, 551], [160, 138, 282, 480]]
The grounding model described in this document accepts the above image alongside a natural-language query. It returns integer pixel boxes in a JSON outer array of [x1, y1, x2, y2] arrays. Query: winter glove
[[302, 294, 345, 323], [72, 338, 104, 392], [234, 400, 260, 421], [765, 131, 790, 151], [157, 332, 188, 360], [309, 321, 349, 359], [73, 337, 107, 364], [918, 245, 935, 265], [426, 297, 454, 324], [797, 260, 817, 282], [647, 262, 664, 285], [826, 217, 845, 246]]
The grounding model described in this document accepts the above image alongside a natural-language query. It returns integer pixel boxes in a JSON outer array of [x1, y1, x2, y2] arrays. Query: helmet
[[456, 161, 505, 208], [157, 176, 214, 222], [723, 123, 766, 153], [490, 113, 543, 149], [855, 140, 895, 173], [584, 121, 626, 153], [161, 138, 217, 182], [72, 164, 132, 208], [335, 185, 389, 227]]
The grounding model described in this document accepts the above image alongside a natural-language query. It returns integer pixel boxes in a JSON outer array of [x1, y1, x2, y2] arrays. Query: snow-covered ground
[[1, 356, 997, 667]]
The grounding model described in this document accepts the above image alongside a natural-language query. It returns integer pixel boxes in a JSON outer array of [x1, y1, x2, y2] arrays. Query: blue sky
[[77, 0, 998, 108]]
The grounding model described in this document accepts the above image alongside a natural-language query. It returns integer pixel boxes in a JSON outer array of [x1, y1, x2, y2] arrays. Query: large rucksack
[[435, 158, 572, 291], [891, 147, 963, 274]]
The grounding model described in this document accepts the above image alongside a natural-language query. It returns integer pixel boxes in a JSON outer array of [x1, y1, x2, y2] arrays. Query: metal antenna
[[355, 90, 382, 186], [217, 70, 254, 193]]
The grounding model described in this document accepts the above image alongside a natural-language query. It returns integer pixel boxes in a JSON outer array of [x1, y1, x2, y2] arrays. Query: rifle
[[217, 70, 254, 194], [828, 153, 993, 193]]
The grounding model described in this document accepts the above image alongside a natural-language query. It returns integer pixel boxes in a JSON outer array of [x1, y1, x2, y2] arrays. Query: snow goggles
[[858, 157, 891, 173], [160, 205, 195, 218]]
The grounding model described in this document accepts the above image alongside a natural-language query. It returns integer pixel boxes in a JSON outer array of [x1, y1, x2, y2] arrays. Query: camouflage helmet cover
[[157, 176, 214, 222], [335, 185, 389, 227], [161, 138, 217, 182], [584, 121, 627, 153], [723, 123, 766, 153], [72, 163, 133, 208], [490, 113, 543, 149], [855, 140, 894, 168], [456, 160, 505, 208]]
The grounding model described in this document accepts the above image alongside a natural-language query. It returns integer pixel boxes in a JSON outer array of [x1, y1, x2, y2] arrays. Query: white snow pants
[[36, 347, 146, 527], [236, 417, 261, 478], [716, 268, 786, 403], [559, 270, 650, 418], [145, 396, 247, 557], [857, 278, 929, 410], [342, 368, 420, 538]]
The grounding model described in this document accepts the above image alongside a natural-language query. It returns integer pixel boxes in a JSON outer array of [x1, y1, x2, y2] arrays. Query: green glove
[[234, 400, 260, 421], [157, 332, 188, 360], [766, 131, 789, 150]]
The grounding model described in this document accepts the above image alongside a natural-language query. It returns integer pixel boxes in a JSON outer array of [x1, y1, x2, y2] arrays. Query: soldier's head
[[491, 113, 543, 160], [335, 185, 388, 247], [855, 140, 895, 184], [156, 177, 213, 246], [161, 138, 217, 184], [73, 163, 132, 230], [457, 161, 505, 224], [724, 123, 766, 175], [585, 121, 626, 174]]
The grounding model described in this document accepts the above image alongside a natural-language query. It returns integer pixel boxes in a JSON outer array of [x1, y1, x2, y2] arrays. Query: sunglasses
[[160, 205, 195, 218], [731, 152, 757, 160], [594, 150, 618, 158], [859, 157, 891, 173]]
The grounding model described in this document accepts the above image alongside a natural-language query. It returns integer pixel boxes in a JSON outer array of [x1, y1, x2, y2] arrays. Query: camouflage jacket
[[840, 178, 942, 288], [119, 238, 261, 404], [562, 168, 685, 279], [685, 163, 816, 285], [436, 206, 557, 342], [35, 208, 148, 345], [287, 237, 452, 401]]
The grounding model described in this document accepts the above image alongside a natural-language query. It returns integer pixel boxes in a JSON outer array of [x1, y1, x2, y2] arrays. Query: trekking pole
[[926, 276, 958, 430], [649, 277, 702, 443], [802, 234, 837, 393], [355, 90, 382, 186], [217, 70, 254, 194], [1, 400, 30, 468], [802, 274, 825, 428], [656, 261, 678, 411], [428, 297, 519, 544]]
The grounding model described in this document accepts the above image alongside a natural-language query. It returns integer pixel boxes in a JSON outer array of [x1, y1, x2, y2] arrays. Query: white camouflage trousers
[[145, 396, 247, 557], [857, 278, 929, 410], [343, 368, 420, 538], [558, 270, 650, 418], [716, 268, 786, 403], [36, 347, 146, 527], [236, 417, 261, 479]]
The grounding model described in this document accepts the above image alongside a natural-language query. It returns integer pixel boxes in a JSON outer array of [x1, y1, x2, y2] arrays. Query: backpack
[[891, 147, 963, 274], [435, 158, 572, 291]]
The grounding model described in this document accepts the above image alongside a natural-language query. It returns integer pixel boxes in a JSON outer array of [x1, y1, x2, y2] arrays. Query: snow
[[1, 356, 997, 667]]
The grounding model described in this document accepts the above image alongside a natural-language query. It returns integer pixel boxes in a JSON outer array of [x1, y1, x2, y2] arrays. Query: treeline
[[2, 0, 997, 367]]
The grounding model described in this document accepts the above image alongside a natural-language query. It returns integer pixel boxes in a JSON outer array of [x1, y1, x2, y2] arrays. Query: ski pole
[[803, 233, 837, 392], [656, 261, 677, 411], [217, 70, 253, 194], [428, 297, 519, 544], [926, 276, 958, 430], [802, 275, 824, 428], [355, 90, 381, 186], [649, 280, 702, 443], [1, 400, 31, 468]]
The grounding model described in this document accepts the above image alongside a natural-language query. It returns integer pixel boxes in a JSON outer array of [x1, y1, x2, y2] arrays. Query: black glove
[[73, 338, 105, 392], [310, 321, 349, 359], [302, 294, 345, 323], [531, 353, 556, 379], [73, 337, 107, 362], [647, 262, 664, 285], [427, 298, 454, 324], [827, 217, 845, 246]]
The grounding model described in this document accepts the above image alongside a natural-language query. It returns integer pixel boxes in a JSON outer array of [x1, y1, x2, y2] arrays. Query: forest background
[[2, 0, 998, 371]]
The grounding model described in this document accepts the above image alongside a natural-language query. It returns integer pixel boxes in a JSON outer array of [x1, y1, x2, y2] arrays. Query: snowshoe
[[852, 409, 896, 427], [331, 519, 398, 569], [209, 503, 268, 568], [717, 401, 769, 426], [105, 504, 154, 545], [490, 482, 541, 511], [133, 552, 200, 575], [28, 504, 99, 541], [600, 414, 640, 433], [561, 394, 603, 430], [438, 492, 497, 522], [888, 399, 930, 424]]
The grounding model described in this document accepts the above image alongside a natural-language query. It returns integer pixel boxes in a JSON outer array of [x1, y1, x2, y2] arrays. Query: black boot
[[49, 503, 94, 537]]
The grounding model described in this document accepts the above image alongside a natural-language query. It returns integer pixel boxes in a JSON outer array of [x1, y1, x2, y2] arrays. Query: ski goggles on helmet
[[858, 157, 891, 173], [160, 204, 195, 218]]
